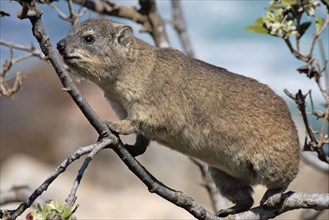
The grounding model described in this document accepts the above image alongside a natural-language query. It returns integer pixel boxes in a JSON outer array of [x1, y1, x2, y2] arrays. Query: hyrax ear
[[116, 25, 133, 46]]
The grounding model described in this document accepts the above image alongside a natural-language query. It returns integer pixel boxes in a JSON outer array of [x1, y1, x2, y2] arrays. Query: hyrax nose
[[56, 39, 66, 54]]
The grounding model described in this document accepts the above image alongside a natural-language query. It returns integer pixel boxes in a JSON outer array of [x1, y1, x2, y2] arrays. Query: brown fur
[[57, 18, 300, 216]]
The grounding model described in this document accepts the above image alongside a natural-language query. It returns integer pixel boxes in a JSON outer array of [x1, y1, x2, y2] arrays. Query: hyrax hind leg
[[209, 167, 254, 217], [260, 187, 287, 207]]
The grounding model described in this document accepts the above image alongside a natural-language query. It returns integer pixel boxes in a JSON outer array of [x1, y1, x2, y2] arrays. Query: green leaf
[[267, 5, 284, 12], [298, 21, 311, 38], [281, 0, 297, 6], [254, 17, 265, 26], [245, 25, 270, 34], [316, 17, 325, 33], [245, 17, 270, 34]]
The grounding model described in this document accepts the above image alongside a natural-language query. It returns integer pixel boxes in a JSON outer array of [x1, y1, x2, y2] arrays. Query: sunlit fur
[[58, 18, 300, 216]]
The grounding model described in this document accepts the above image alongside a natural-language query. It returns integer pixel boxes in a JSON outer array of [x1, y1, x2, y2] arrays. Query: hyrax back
[[57, 18, 300, 216]]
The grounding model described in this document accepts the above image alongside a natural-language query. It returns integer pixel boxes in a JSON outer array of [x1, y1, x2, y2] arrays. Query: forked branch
[[284, 89, 329, 164], [1, 1, 328, 220], [70, 0, 170, 47], [0, 40, 45, 96]]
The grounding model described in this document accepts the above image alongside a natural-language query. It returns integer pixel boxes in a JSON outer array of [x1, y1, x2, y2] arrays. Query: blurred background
[[1, 0, 328, 219]]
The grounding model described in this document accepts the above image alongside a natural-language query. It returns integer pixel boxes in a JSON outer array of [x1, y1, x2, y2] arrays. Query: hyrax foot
[[125, 134, 150, 157], [209, 167, 254, 217], [216, 202, 252, 217], [260, 188, 286, 208]]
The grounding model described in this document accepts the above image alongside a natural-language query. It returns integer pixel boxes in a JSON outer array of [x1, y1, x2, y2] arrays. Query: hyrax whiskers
[[57, 18, 300, 216]]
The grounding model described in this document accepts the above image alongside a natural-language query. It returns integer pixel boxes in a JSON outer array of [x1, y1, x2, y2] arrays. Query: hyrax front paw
[[106, 119, 136, 135]]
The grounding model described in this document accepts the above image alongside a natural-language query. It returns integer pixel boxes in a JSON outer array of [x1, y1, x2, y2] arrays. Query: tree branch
[[284, 38, 310, 62], [190, 159, 228, 213], [65, 139, 110, 207], [225, 192, 329, 220], [70, 0, 170, 47], [0, 142, 100, 219], [169, 2, 227, 213], [50, 0, 87, 25], [284, 89, 329, 164], [0, 10, 10, 17], [0, 72, 23, 97], [71, 0, 146, 23], [2, 2, 214, 219], [0, 40, 45, 60], [17, 3, 110, 137], [171, 0, 194, 57], [0, 40, 45, 96], [2, 2, 328, 220], [139, 0, 170, 47], [308, 11, 329, 59]]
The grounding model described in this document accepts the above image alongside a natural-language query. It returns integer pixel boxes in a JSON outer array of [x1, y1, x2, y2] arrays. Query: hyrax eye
[[83, 35, 95, 44]]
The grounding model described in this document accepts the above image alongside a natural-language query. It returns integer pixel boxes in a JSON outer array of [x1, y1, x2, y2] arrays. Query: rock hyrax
[[57, 18, 300, 216]]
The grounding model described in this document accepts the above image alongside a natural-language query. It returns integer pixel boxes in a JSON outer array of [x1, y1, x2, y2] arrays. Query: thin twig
[[0, 40, 45, 73], [2, 2, 329, 220], [1, 143, 97, 219], [284, 89, 329, 163], [0, 40, 44, 96], [284, 38, 309, 62], [190, 159, 227, 212], [171, 0, 194, 57], [0, 39, 45, 96], [308, 11, 329, 59], [65, 139, 111, 207], [229, 192, 329, 220], [50, 0, 87, 25], [0, 40, 44, 58], [71, 0, 170, 47], [5, 4, 215, 220], [170, 1, 226, 212], [0, 72, 23, 97], [0, 10, 10, 17]]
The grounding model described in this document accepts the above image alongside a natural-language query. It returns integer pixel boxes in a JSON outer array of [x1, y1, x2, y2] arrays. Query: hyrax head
[[57, 18, 133, 81]]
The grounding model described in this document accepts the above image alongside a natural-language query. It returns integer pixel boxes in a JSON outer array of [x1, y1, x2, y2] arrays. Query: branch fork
[[1, 1, 328, 220]]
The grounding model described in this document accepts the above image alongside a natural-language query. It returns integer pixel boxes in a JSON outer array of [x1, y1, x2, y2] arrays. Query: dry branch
[[50, 0, 86, 25], [191, 159, 228, 213], [171, 0, 194, 57], [0, 143, 99, 219], [71, 0, 170, 47], [225, 192, 329, 220], [0, 2, 215, 219], [1, 1, 328, 220], [0, 40, 45, 96], [282, 6, 329, 167], [0, 11, 10, 17], [0, 73, 23, 97], [65, 140, 110, 207], [170, 0, 229, 213], [284, 89, 329, 164]]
